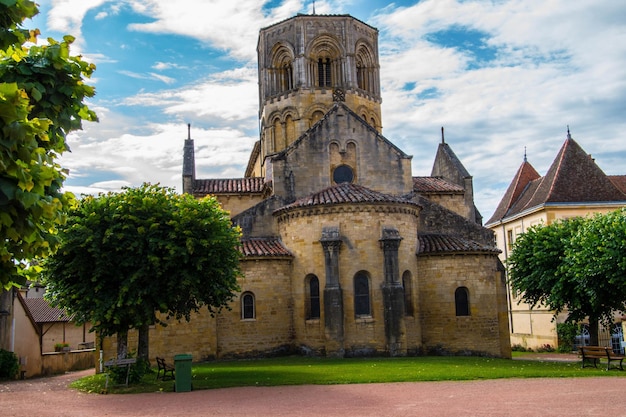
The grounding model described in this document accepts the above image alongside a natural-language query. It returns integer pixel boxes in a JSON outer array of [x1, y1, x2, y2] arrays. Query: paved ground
[[1, 355, 625, 417]]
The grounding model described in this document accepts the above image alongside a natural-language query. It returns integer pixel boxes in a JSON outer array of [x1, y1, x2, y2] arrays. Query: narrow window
[[282, 62, 293, 91], [242, 292, 255, 319], [455, 287, 470, 316], [318, 58, 331, 87], [506, 229, 514, 251], [402, 271, 414, 316], [306, 275, 320, 320], [354, 272, 371, 317]]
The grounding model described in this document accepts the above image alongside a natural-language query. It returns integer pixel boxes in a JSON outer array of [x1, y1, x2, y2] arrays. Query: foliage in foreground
[[507, 209, 626, 344], [0, 349, 19, 380], [0, 0, 97, 288], [70, 356, 620, 395], [43, 184, 242, 359]]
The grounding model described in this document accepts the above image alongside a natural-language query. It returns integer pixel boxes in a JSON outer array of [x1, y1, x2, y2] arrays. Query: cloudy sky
[[29, 0, 626, 218]]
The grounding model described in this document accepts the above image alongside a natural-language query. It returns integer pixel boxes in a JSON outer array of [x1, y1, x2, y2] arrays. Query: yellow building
[[485, 131, 626, 350]]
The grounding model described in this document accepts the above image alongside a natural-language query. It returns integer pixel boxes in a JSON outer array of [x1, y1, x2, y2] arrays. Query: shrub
[[536, 344, 555, 353], [511, 344, 533, 352], [108, 357, 149, 385], [0, 349, 19, 380], [557, 322, 579, 353]]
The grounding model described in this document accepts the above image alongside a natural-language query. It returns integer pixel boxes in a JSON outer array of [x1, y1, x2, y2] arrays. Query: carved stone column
[[380, 227, 406, 356], [320, 227, 344, 357]]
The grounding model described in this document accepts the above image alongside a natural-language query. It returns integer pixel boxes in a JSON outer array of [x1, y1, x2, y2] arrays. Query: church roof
[[21, 297, 72, 323], [240, 238, 292, 257], [486, 136, 626, 225], [417, 233, 500, 255], [275, 182, 420, 214], [413, 177, 464, 193], [193, 177, 265, 195]]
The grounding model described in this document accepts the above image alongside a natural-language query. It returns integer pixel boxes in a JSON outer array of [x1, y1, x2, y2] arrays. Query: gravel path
[[1, 360, 625, 417]]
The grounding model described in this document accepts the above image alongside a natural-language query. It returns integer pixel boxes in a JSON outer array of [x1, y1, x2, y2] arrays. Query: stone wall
[[217, 258, 294, 358], [277, 201, 420, 356], [418, 254, 511, 358]]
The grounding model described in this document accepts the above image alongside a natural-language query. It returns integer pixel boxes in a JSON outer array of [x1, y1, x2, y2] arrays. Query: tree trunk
[[137, 324, 150, 365], [117, 329, 128, 359], [588, 319, 599, 346]]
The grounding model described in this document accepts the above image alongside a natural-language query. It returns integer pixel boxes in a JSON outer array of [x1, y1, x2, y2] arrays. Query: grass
[[71, 354, 623, 395]]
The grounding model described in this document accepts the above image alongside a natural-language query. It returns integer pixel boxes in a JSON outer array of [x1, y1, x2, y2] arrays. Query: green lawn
[[71, 355, 623, 394]]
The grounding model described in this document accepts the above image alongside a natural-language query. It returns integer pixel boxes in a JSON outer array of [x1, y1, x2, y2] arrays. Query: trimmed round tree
[[43, 184, 242, 360]]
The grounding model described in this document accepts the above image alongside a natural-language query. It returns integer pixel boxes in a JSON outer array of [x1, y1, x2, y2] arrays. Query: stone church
[[103, 13, 511, 361]]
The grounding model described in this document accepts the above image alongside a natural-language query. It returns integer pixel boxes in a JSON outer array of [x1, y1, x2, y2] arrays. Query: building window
[[281, 62, 293, 91], [333, 164, 354, 184], [506, 229, 514, 251], [306, 275, 320, 320], [241, 292, 255, 319], [455, 287, 470, 316], [402, 271, 414, 316], [318, 58, 332, 87], [354, 272, 371, 317]]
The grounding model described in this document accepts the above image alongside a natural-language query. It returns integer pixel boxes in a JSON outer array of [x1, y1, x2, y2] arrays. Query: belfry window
[[281, 62, 293, 91], [318, 58, 332, 87]]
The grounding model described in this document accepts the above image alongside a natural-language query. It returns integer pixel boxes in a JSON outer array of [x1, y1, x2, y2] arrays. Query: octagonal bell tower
[[251, 14, 381, 177]]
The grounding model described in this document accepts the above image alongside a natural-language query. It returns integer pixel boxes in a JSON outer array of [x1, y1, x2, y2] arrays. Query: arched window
[[281, 62, 293, 91], [455, 287, 470, 316], [354, 272, 371, 317], [402, 271, 414, 316], [318, 57, 332, 87], [355, 42, 376, 95], [242, 292, 255, 319], [305, 275, 320, 320]]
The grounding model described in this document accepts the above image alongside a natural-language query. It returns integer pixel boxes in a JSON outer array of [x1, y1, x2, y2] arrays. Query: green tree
[[1, 0, 97, 289], [508, 210, 626, 345], [43, 184, 242, 360]]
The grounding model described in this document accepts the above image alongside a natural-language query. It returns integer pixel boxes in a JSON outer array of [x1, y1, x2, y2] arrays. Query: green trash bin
[[174, 354, 193, 392]]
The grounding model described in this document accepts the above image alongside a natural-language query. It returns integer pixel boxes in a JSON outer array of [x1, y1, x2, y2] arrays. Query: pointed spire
[[441, 126, 445, 144], [567, 125, 571, 140], [524, 146, 527, 162], [312, 0, 316, 15], [187, 123, 191, 140]]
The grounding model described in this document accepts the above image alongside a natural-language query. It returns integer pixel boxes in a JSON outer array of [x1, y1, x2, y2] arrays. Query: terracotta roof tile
[[417, 233, 500, 255], [486, 161, 541, 225], [22, 297, 72, 323], [276, 183, 420, 214], [609, 175, 626, 194], [413, 177, 464, 193], [193, 177, 265, 195], [487, 137, 626, 224], [240, 238, 292, 257]]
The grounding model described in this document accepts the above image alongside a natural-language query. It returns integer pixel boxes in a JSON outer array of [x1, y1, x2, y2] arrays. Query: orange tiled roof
[[22, 297, 72, 323], [486, 137, 626, 225], [609, 175, 626, 194], [240, 238, 292, 257], [193, 177, 265, 195], [413, 177, 464, 193], [418, 233, 500, 255], [275, 183, 421, 214]]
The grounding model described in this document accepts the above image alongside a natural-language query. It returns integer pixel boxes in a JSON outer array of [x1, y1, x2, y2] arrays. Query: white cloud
[[44, 0, 626, 218]]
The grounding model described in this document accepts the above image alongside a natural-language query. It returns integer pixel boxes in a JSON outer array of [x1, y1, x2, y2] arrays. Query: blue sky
[[28, 0, 626, 218]]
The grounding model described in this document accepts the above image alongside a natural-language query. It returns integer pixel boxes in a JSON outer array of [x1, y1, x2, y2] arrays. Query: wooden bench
[[579, 346, 624, 371], [156, 356, 175, 381], [103, 358, 137, 391]]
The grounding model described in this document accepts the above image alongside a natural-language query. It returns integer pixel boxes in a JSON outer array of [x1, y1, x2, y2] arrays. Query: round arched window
[[333, 164, 354, 184]]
